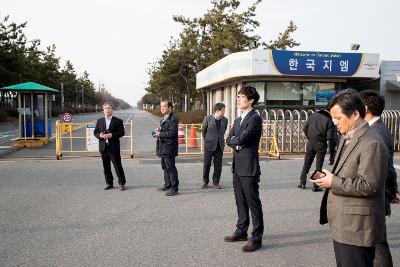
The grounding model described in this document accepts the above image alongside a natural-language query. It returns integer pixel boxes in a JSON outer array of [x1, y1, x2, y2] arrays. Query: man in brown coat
[[311, 91, 388, 267]]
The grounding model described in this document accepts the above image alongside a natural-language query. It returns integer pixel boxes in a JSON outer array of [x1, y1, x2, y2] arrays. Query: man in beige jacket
[[311, 91, 388, 267]]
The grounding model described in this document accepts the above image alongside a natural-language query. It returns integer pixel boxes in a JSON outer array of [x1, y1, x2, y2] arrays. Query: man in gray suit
[[360, 90, 400, 267], [311, 91, 389, 267], [201, 102, 228, 189]]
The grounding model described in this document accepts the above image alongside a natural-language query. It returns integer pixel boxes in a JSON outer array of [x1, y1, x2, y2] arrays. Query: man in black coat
[[298, 108, 335, 191], [360, 90, 400, 267], [224, 85, 264, 253], [154, 100, 179, 196], [201, 102, 228, 189], [94, 102, 126, 191]]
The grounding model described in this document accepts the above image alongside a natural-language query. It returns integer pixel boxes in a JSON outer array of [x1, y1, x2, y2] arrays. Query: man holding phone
[[311, 91, 388, 267]]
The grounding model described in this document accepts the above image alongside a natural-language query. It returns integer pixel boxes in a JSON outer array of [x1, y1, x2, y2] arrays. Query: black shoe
[[224, 233, 248, 242], [329, 161, 334, 165], [312, 186, 323, 192], [119, 185, 126, 191], [242, 241, 262, 252], [165, 189, 178, 196], [297, 184, 305, 189], [158, 186, 170, 191], [104, 184, 113, 190], [213, 181, 221, 189], [201, 181, 209, 189]]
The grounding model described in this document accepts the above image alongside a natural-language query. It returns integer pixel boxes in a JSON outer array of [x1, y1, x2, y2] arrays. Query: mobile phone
[[310, 170, 325, 180]]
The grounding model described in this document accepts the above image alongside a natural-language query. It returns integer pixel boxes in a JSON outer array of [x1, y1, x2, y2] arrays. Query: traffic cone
[[187, 123, 198, 148], [178, 124, 185, 144]]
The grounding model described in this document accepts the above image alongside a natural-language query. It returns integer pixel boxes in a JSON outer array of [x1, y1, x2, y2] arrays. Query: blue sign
[[270, 50, 364, 76], [315, 91, 336, 103]]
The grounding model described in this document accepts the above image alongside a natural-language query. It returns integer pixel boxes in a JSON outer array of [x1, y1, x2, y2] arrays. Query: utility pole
[[75, 87, 78, 109], [61, 82, 64, 112], [81, 85, 84, 111]]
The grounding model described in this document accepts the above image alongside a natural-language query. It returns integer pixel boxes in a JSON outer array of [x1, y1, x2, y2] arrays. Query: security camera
[[351, 44, 360, 51]]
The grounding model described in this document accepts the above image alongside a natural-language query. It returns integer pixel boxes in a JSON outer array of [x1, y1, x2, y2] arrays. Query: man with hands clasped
[[224, 85, 264, 253]]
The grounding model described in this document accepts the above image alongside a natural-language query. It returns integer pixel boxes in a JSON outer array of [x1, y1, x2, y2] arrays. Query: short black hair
[[161, 100, 173, 108], [359, 90, 385, 116], [213, 102, 225, 113], [327, 91, 365, 118], [238, 85, 260, 106]]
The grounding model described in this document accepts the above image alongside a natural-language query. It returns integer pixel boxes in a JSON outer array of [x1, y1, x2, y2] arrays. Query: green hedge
[[0, 108, 19, 122]]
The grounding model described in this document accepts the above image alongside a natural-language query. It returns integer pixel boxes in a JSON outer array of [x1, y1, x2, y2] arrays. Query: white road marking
[[0, 146, 11, 149], [394, 164, 400, 170]]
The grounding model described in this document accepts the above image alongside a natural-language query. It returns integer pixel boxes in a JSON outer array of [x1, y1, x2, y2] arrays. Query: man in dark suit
[[154, 100, 179, 196], [224, 85, 264, 253], [311, 92, 388, 267], [360, 90, 399, 267], [298, 109, 335, 191], [94, 102, 126, 191], [201, 102, 228, 189]]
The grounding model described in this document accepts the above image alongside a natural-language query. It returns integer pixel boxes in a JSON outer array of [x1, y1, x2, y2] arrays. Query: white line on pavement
[[394, 164, 400, 170], [144, 111, 160, 125]]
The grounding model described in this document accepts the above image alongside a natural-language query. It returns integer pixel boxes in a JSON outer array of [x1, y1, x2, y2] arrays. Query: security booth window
[[245, 82, 266, 104], [266, 82, 301, 106], [314, 83, 335, 106]]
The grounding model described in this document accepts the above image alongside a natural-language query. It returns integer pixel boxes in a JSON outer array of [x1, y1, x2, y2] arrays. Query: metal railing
[[55, 120, 134, 159], [259, 109, 400, 153], [177, 123, 279, 157]]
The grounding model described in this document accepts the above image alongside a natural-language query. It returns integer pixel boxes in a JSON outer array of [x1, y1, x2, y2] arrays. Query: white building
[[196, 49, 382, 123]]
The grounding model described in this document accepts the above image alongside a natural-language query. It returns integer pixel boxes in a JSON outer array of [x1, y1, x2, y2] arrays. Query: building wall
[[380, 61, 400, 109]]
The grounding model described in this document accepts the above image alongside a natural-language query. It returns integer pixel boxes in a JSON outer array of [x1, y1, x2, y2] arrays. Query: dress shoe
[[224, 233, 248, 242], [297, 184, 305, 189], [242, 241, 262, 252], [165, 189, 178, 196], [329, 161, 334, 166], [312, 186, 323, 192], [213, 182, 221, 189], [201, 181, 209, 189], [158, 186, 170, 191], [119, 185, 126, 191], [104, 184, 113, 190]]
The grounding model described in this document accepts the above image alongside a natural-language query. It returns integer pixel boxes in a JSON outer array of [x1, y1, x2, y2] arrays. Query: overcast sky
[[1, 0, 399, 106]]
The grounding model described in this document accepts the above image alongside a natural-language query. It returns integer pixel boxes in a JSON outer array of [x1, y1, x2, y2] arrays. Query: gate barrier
[[177, 123, 279, 158], [55, 120, 134, 160], [258, 109, 400, 153]]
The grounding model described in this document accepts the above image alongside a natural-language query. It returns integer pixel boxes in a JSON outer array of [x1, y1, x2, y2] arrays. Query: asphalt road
[[0, 109, 399, 266]]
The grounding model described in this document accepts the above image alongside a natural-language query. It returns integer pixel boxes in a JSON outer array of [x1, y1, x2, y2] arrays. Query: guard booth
[[0, 82, 59, 147]]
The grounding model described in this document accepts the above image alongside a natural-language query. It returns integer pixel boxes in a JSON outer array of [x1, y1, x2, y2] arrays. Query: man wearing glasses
[[225, 86, 264, 252], [94, 102, 127, 191]]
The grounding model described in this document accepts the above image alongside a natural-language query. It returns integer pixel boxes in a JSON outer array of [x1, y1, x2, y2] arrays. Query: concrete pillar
[[231, 84, 237, 123], [224, 85, 231, 123]]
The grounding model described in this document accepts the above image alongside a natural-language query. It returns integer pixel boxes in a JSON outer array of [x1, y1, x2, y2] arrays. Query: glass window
[[266, 82, 300, 100], [303, 83, 316, 101], [245, 82, 265, 104], [315, 83, 335, 106]]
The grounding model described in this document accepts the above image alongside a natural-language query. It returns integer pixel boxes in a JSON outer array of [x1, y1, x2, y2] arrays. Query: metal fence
[[55, 120, 134, 159], [177, 123, 279, 157], [258, 109, 400, 153]]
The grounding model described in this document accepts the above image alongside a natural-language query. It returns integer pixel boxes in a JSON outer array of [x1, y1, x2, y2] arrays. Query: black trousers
[[161, 156, 179, 191], [328, 140, 336, 163], [299, 140, 327, 185], [203, 145, 223, 182], [374, 225, 393, 267], [233, 170, 263, 243], [333, 240, 375, 267], [101, 146, 126, 186]]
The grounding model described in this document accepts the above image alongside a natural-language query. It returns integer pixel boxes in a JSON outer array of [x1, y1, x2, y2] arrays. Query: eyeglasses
[[103, 107, 112, 110]]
